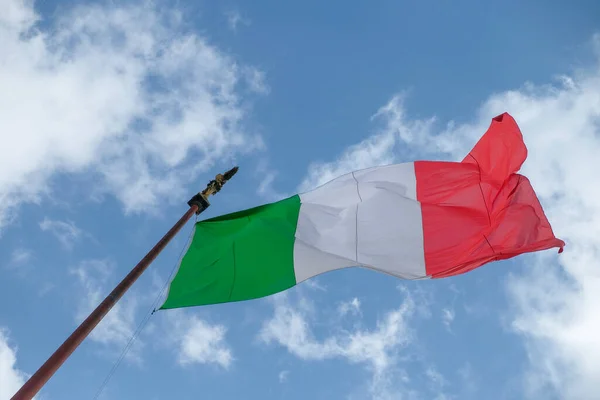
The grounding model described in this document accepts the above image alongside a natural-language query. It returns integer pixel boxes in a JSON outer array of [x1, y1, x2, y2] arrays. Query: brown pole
[[11, 167, 239, 400]]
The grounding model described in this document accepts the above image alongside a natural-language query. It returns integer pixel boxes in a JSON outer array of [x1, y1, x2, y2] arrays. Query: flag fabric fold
[[160, 113, 564, 310]]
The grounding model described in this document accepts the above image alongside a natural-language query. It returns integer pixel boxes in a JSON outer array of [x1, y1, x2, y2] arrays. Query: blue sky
[[1, 1, 600, 399]]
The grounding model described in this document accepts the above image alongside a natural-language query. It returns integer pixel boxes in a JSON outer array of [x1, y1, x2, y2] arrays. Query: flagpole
[[11, 166, 239, 400]]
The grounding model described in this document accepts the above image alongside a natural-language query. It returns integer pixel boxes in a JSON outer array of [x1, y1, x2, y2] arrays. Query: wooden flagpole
[[10, 167, 239, 400]]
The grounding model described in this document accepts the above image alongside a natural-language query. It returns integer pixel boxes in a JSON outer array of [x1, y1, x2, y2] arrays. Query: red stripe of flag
[[415, 113, 565, 278]]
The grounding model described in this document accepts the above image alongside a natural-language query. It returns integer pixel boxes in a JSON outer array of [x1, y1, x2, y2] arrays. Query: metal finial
[[187, 166, 239, 214], [201, 166, 239, 198]]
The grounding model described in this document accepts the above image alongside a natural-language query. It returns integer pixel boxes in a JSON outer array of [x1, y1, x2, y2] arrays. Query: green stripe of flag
[[160, 195, 301, 309]]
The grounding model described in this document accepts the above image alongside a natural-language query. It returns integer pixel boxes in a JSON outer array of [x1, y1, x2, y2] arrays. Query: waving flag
[[160, 113, 564, 310]]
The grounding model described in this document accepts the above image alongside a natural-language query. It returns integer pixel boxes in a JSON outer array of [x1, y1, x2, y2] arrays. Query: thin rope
[[91, 215, 198, 400]]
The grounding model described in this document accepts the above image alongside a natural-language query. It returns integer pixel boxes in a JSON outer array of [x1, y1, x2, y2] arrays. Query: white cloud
[[301, 278, 327, 292], [425, 366, 453, 400], [297, 33, 600, 399], [425, 366, 447, 387], [71, 260, 221, 389], [39, 218, 82, 249], [0, 0, 265, 228], [457, 363, 477, 396], [297, 94, 436, 193], [278, 369, 289, 383], [338, 297, 361, 317], [298, 123, 396, 193], [225, 9, 250, 32], [9, 248, 32, 265], [71, 259, 142, 361], [255, 159, 290, 201], [37, 282, 55, 297], [0, 329, 29, 400], [5, 247, 34, 278], [441, 308, 455, 331], [258, 291, 415, 399], [174, 314, 233, 369]]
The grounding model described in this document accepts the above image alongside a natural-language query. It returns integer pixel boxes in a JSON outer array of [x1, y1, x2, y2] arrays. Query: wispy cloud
[[425, 366, 447, 386], [297, 124, 397, 193], [255, 159, 290, 202], [338, 297, 361, 317], [9, 248, 32, 265], [457, 363, 478, 396], [301, 278, 327, 292], [278, 370, 290, 383], [38, 282, 55, 298], [0, 0, 266, 228], [70, 259, 142, 362], [5, 248, 34, 279], [0, 329, 29, 400], [225, 9, 250, 32], [441, 308, 455, 331], [297, 94, 436, 193], [39, 218, 83, 249], [258, 290, 416, 399], [426, 366, 454, 400]]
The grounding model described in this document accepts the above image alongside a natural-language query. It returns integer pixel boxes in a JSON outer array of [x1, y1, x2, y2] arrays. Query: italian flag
[[160, 113, 564, 310]]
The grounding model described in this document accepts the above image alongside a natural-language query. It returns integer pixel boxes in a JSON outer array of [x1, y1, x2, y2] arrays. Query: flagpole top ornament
[[187, 166, 239, 214]]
